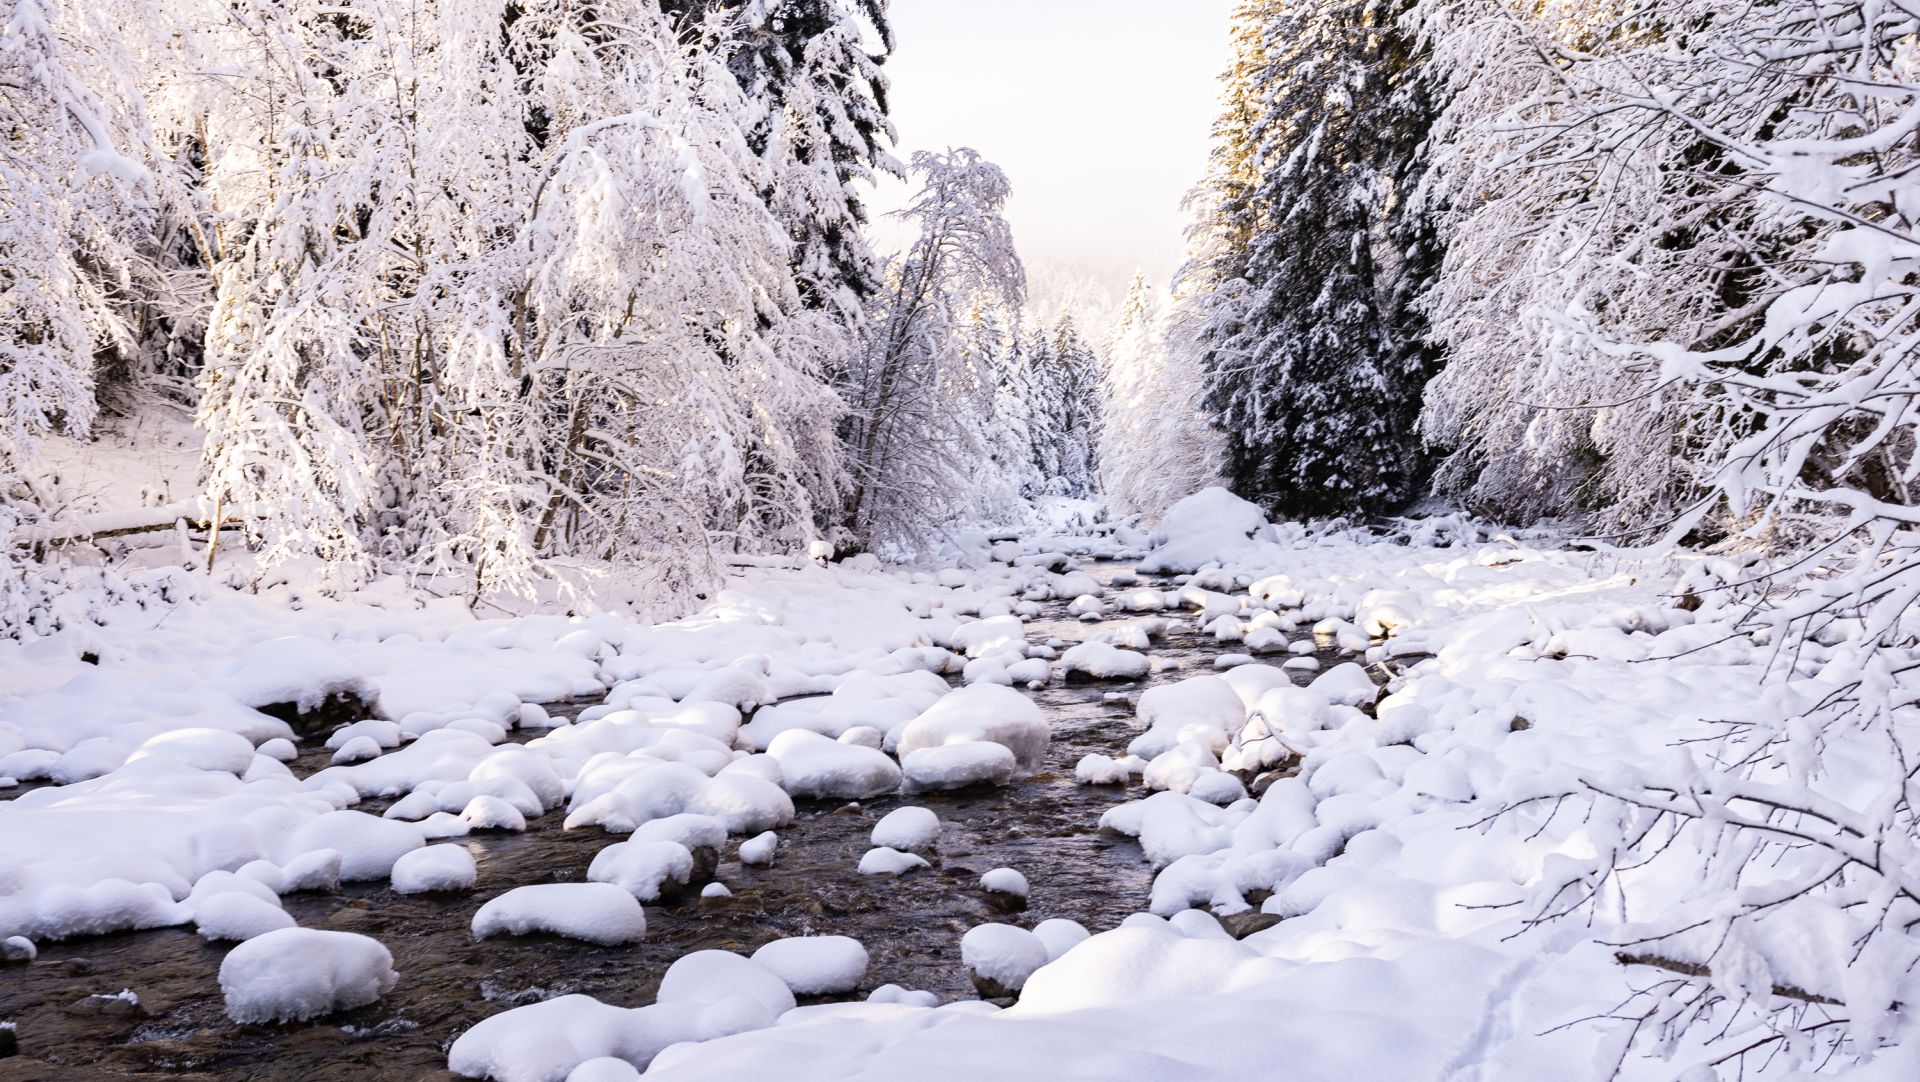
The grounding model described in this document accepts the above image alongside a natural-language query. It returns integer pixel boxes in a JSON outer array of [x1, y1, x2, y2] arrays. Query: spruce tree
[[1209, 0, 1443, 519]]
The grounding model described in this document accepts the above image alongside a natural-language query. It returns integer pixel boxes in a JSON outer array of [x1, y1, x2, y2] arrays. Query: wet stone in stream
[[0, 565, 1359, 1080]]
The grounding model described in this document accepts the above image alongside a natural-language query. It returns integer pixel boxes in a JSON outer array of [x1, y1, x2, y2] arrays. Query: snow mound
[[980, 868, 1028, 897], [658, 950, 795, 1017], [1059, 641, 1149, 681], [765, 729, 901, 800], [220, 928, 397, 1023], [392, 845, 478, 894], [870, 806, 941, 852], [739, 831, 778, 866], [901, 741, 1018, 793], [1139, 487, 1274, 574], [278, 811, 425, 882], [858, 847, 929, 876], [961, 923, 1048, 996], [471, 884, 646, 946], [893, 683, 1049, 772], [447, 993, 773, 1082], [194, 892, 295, 942], [750, 935, 870, 996], [588, 840, 695, 901]]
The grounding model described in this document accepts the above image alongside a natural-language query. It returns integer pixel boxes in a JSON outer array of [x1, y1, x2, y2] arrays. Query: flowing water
[[0, 564, 1347, 1080]]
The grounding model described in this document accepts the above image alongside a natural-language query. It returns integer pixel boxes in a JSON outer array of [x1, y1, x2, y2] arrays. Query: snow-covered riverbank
[[3, 489, 1901, 1080]]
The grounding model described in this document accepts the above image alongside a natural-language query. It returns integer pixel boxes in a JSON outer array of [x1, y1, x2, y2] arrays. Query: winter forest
[[6, 0, 1920, 1078]]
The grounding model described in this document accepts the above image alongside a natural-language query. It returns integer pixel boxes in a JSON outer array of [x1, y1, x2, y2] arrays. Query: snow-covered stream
[[0, 559, 1348, 1078]]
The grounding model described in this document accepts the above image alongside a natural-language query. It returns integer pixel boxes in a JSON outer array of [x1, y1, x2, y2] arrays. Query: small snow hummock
[[765, 729, 902, 800], [700, 882, 732, 900], [960, 923, 1049, 998], [3, 935, 38, 962], [194, 893, 296, 942], [900, 741, 1017, 793], [980, 868, 1029, 897], [471, 884, 647, 946], [893, 683, 1050, 773], [870, 806, 941, 853], [391, 845, 478, 894], [588, 840, 695, 902], [749, 935, 870, 996], [220, 928, 398, 1023], [1059, 641, 1150, 682], [1033, 918, 1090, 961], [1074, 753, 1144, 785], [739, 831, 779, 867], [867, 983, 939, 1008], [858, 847, 930, 876], [659, 950, 795, 1017]]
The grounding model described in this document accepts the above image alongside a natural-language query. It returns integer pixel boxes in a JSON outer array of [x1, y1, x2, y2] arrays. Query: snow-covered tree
[[1101, 274, 1221, 518], [1205, 0, 1441, 519], [842, 147, 1026, 546], [1416, 0, 1920, 1072]]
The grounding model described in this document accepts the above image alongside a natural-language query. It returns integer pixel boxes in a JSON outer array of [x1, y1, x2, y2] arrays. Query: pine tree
[[1206, 0, 1443, 519]]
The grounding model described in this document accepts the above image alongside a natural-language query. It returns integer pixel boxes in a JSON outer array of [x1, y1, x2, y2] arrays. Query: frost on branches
[[1415, 0, 1920, 1072]]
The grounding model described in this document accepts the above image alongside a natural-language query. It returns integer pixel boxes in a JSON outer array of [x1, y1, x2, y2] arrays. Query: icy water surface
[[0, 564, 1340, 1080]]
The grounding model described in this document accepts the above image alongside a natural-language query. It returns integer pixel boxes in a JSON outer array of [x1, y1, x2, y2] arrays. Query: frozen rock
[[194, 892, 295, 942], [392, 845, 478, 894], [739, 831, 778, 866], [961, 923, 1048, 998], [461, 795, 528, 832], [472, 884, 647, 946], [128, 728, 257, 775], [1, 935, 36, 962], [870, 806, 941, 853], [220, 928, 397, 1023], [331, 736, 384, 765], [1060, 641, 1149, 682], [658, 950, 796, 1016], [901, 741, 1017, 793], [765, 730, 901, 800], [278, 811, 425, 882], [588, 840, 695, 901], [750, 935, 870, 996], [857, 847, 929, 876], [893, 683, 1050, 772], [1032, 918, 1090, 961]]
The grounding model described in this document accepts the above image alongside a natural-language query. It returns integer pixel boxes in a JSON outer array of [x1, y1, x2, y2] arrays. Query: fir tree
[[1207, 0, 1443, 519]]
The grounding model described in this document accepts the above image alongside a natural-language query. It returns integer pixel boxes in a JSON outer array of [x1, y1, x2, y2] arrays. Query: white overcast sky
[[862, 1, 1235, 301]]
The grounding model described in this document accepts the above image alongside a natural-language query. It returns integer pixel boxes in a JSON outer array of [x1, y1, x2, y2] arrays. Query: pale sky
[[863, 1, 1235, 305]]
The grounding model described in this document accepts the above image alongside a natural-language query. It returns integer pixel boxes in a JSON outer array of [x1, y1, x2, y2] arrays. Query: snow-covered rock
[[765, 729, 901, 800], [220, 928, 397, 1023], [471, 884, 647, 946], [870, 806, 941, 853], [588, 840, 695, 901], [392, 845, 478, 894], [750, 935, 870, 996], [893, 683, 1050, 772], [857, 847, 929, 876], [193, 892, 295, 942], [1059, 641, 1149, 681], [901, 741, 1018, 793], [961, 923, 1048, 998]]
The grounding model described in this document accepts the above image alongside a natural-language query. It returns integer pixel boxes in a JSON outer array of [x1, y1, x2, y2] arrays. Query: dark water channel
[[0, 564, 1344, 1080]]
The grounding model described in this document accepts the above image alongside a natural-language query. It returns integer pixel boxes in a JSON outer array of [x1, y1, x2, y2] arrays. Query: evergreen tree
[[1101, 274, 1220, 518], [1206, 0, 1443, 519]]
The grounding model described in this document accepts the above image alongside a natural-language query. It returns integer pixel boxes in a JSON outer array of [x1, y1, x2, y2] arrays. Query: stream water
[[0, 564, 1345, 1080]]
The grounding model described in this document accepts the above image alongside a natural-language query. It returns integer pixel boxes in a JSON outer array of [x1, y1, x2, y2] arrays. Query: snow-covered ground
[[3, 487, 1900, 1079]]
